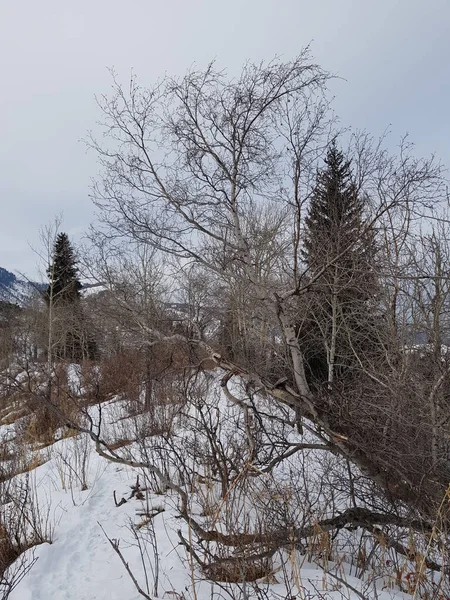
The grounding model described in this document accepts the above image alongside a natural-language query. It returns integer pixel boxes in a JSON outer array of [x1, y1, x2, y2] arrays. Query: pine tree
[[300, 142, 378, 386], [303, 142, 376, 297], [46, 233, 97, 361], [46, 233, 82, 306]]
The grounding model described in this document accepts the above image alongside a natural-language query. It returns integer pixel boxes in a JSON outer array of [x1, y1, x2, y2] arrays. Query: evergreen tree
[[303, 142, 376, 296], [300, 142, 378, 386], [46, 233, 82, 306], [46, 233, 97, 361]]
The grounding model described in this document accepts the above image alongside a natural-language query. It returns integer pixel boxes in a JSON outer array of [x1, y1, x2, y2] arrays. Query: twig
[[98, 522, 152, 599]]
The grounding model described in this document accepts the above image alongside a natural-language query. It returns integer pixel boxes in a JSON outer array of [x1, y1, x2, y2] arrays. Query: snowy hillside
[[8, 454, 411, 600], [0, 268, 42, 306], [0, 370, 430, 600]]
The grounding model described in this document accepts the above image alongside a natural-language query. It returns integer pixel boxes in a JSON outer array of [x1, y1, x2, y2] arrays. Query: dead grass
[[0, 455, 49, 484], [0, 391, 30, 426], [204, 558, 273, 583], [0, 531, 21, 577], [0, 406, 29, 426], [21, 409, 62, 446], [58, 427, 80, 441], [0, 442, 15, 462], [0, 501, 51, 581], [107, 438, 134, 450]]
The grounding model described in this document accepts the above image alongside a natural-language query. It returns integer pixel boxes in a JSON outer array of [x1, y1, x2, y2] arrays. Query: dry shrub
[[0, 528, 20, 581], [21, 408, 61, 446], [0, 387, 31, 427], [85, 342, 201, 415], [82, 351, 142, 404], [0, 465, 15, 486], [19, 455, 48, 474], [19, 365, 82, 446], [134, 411, 172, 439], [0, 445, 48, 483], [0, 443, 14, 464], [0, 476, 53, 589]]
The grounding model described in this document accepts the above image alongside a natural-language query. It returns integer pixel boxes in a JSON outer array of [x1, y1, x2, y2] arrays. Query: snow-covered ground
[[8, 452, 189, 600], [0, 375, 423, 600], [7, 450, 410, 600]]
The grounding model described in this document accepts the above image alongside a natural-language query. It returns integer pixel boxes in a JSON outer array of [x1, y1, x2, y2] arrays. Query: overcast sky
[[1, 0, 449, 278]]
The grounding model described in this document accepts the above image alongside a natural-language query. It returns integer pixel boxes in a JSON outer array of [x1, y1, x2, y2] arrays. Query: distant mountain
[[0, 267, 44, 305]]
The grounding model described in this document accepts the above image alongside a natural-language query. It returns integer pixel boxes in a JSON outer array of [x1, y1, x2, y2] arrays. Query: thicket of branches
[[84, 51, 450, 514]]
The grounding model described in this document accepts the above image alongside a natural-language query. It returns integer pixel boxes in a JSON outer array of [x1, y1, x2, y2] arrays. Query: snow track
[[9, 456, 185, 600]]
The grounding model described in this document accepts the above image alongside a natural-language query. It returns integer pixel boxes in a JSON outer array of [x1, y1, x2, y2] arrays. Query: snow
[[8, 449, 190, 600], [0, 376, 425, 600]]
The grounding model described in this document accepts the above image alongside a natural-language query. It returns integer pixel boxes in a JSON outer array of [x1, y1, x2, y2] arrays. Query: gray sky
[[1, 0, 449, 279]]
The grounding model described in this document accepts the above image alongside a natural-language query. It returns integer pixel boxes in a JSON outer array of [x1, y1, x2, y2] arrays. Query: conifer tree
[[303, 142, 376, 295], [46, 233, 82, 306], [301, 142, 378, 386], [46, 233, 96, 361]]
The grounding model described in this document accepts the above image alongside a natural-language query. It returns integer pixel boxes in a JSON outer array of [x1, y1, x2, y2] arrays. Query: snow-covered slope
[[0, 267, 42, 305], [0, 377, 421, 600], [7, 437, 410, 600], [8, 452, 188, 600]]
